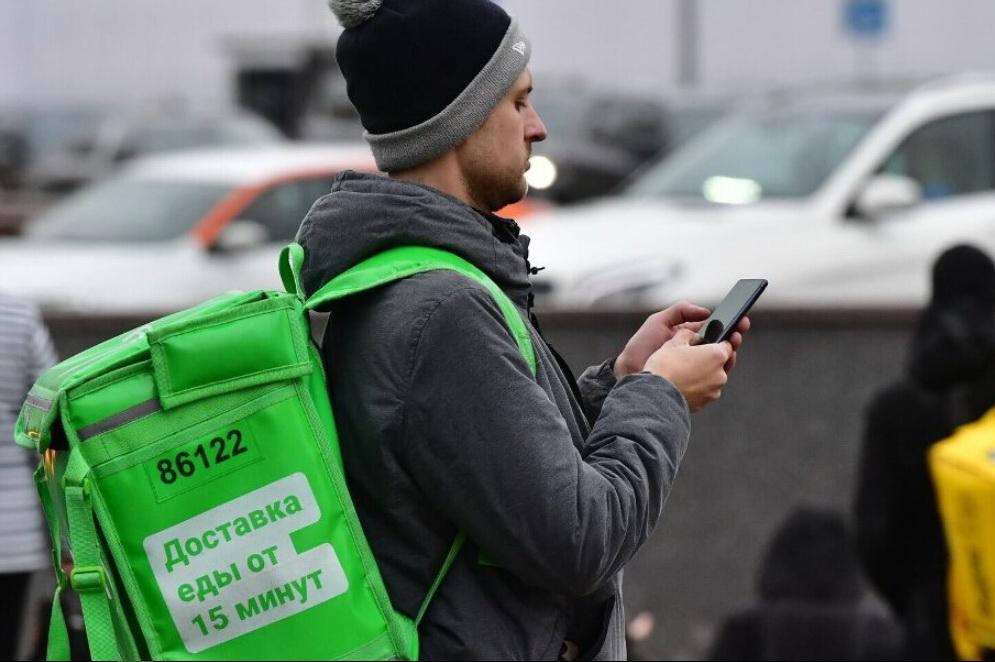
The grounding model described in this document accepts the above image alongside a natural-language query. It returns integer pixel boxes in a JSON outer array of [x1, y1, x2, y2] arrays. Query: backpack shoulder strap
[[281, 243, 537, 376]]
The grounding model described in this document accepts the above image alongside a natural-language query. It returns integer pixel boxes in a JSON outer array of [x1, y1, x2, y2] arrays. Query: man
[[298, 0, 749, 658], [0, 295, 56, 658]]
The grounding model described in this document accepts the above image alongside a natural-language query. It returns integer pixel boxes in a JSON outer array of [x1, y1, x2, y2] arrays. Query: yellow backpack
[[929, 408, 995, 660]]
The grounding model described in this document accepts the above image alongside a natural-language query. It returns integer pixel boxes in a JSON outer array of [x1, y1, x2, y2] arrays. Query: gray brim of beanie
[[365, 18, 531, 172]]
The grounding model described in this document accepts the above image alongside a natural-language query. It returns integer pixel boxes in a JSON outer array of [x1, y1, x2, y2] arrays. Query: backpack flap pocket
[[149, 297, 312, 410]]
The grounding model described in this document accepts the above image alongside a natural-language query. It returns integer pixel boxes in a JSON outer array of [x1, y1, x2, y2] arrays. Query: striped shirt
[[0, 296, 56, 573]]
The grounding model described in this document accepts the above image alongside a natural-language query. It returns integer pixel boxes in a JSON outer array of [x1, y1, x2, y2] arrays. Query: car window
[[881, 110, 995, 200], [129, 125, 216, 156], [26, 179, 231, 242], [125, 117, 282, 160], [21, 108, 106, 163], [237, 177, 335, 242], [624, 105, 883, 202], [219, 116, 285, 144]]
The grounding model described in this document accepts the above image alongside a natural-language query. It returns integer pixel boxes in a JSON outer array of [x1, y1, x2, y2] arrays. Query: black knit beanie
[[328, 0, 531, 172]]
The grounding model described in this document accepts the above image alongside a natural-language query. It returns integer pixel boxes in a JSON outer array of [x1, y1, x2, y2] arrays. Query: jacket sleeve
[[397, 285, 690, 597], [576, 359, 618, 423]]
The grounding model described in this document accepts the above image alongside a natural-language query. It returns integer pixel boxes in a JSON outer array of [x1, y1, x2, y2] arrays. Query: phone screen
[[698, 279, 767, 344]]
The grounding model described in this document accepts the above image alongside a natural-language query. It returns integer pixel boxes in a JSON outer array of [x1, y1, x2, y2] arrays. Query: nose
[[525, 105, 548, 144]]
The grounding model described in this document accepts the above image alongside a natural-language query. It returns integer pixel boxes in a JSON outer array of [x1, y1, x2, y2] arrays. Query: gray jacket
[[297, 172, 690, 660]]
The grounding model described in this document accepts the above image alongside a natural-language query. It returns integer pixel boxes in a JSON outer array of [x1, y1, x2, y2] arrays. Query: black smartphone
[[697, 279, 768, 344]]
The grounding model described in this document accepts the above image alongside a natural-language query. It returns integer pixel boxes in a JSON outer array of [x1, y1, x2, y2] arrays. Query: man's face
[[455, 68, 547, 212]]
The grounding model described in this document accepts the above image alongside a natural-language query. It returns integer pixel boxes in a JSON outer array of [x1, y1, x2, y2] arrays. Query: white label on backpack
[[143, 472, 348, 653]]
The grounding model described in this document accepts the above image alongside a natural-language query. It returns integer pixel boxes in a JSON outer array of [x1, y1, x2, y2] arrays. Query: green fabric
[[20, 245, 534, 661], [46, 586, 70, 662], [415, 532, 466, 628], [278, 244, 306, 300], [148, 297, 313, 411], [35, 465, 70, 661], [64, 451, 120, 661]]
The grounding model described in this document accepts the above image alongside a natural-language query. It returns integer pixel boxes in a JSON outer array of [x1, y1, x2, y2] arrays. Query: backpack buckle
[[70, 566, 105, 593]]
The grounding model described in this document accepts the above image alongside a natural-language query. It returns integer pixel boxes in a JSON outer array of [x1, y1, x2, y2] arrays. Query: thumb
[[666, 328, 700, 347]]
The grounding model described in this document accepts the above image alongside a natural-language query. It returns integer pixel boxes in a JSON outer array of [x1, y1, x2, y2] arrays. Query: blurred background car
[[0, 143, 375, 313], [0, 106, 108, 191], [525, 85, 729, 205], [0, 106, 109, 234], [24, 108, 285, 194], [526, 73, 995, 309]]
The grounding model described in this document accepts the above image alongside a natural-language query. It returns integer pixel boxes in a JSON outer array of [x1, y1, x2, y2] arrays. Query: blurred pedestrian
[[297, 0, 750, 658], [0, 295, 56, 659], [854, 243, 995, 660], [709, 506, 902, 661]]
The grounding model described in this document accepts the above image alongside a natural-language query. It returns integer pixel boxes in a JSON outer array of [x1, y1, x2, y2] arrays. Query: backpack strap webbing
[[281, 243, 537, 626], [34, 464, 70, 661], [59, 449, 141, 662]]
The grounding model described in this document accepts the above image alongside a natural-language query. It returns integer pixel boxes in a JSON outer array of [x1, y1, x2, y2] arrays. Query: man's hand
[[614, 301, 750, 379], [643, 329, 732, 412]]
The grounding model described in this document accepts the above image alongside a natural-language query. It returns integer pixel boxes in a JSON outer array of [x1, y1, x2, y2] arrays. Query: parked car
[[0, 106, 108, 190], [524, 73, 995, 310], [525, 86, 727, 205], [26, 110, 284, 193], [0, 144, 375, 313]]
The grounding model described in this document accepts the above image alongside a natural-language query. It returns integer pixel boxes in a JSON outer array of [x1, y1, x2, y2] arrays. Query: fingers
[[725, 330, 746, 373], [728, 331, 743, 352], [667, 328, 700, 347], [678, 320, 706, 333], [659, 300, 711, 328], [691, 369, 728, 412], [736, 316, 751, 333], [713, 341, 733, 365], [709, 356, 730, 407], [724, 351, 737, 374]]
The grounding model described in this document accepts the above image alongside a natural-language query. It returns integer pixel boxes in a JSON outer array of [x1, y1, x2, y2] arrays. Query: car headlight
[[573, 256, 684, 309], [525, 155, 558, 190]]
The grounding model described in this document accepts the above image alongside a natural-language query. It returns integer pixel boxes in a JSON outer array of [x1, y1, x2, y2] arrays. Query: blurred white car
[[27, 110, 285, 193], [526, 73, 995, 310], [0, 144, 376, 313]]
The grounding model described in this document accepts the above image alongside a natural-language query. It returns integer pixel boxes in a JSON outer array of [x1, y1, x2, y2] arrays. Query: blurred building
[[5, 0, 995, 115]]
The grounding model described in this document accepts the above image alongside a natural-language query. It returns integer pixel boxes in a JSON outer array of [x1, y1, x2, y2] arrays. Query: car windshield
[[625, 104, 885, 202], [26, 179, 231, 242]]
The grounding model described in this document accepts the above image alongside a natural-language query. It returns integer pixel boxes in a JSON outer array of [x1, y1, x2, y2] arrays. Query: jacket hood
[[909, 243, 995, 391], [909, 298, 995, 391], [296, 171, 533, 308]]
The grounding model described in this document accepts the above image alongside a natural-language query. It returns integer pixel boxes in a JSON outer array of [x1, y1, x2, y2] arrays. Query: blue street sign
[[844, 0, 888, 39]]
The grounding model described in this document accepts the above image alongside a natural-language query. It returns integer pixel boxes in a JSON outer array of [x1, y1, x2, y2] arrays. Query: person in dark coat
[[709, 507, 902, 661], [854, 243, 995, 660]]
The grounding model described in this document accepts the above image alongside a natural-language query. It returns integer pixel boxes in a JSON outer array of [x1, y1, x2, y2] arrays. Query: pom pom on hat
[[328, 0, 383, 29]]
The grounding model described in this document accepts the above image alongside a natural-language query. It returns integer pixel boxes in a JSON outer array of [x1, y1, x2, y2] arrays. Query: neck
[[390, 152, 482, 211]]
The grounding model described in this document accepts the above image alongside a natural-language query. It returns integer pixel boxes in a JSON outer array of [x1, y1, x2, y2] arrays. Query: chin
[[511, 176, 529, 201], [496, 185, 527, 212]]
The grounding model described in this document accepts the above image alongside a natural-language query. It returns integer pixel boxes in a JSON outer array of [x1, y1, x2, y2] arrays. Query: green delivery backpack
[[15, 245, 536, 661]]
